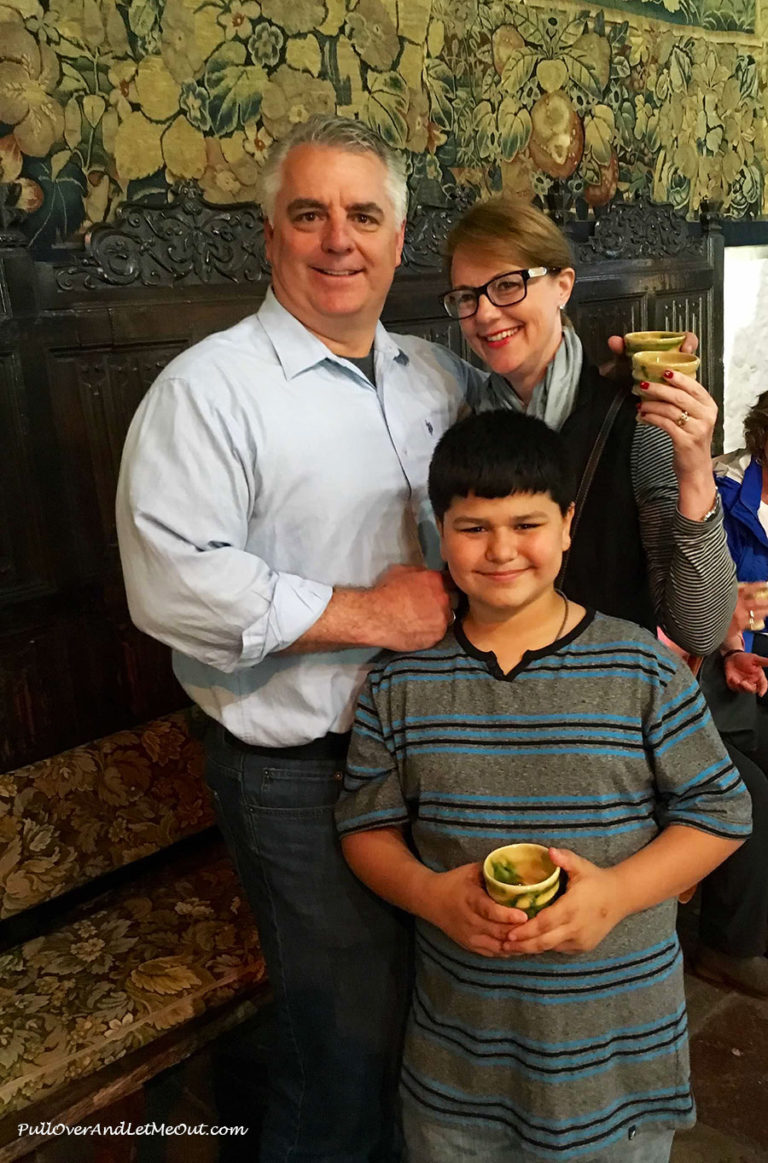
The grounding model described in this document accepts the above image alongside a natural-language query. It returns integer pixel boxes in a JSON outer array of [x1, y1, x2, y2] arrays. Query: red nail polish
[[639, 381, 649, 390], [663, 369, 674, 379]]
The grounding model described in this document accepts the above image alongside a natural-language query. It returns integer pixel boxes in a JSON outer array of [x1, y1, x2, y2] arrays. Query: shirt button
[[628, 1126, 637, 1140]]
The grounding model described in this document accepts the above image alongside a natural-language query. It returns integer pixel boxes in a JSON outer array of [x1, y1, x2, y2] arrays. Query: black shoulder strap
[[558, 385, 627, 587]]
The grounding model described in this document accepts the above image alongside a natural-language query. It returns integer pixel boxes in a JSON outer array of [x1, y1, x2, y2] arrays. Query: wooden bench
[[0, 710, 267, 1161]]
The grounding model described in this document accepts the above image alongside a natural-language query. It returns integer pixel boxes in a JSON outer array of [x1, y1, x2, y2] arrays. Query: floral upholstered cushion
[[0, 842, 265, 1117], [0, 712, 214, 919]]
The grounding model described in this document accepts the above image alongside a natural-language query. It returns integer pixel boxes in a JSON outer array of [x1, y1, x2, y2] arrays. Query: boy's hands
[[423, 862, 527, 958], [501, 848, 625, 955]]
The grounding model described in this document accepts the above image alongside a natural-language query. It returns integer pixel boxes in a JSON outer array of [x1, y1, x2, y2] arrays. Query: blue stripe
[[421, 788, 651, 805], [672, 757, 735, 795], [401, 742, 649, 759]]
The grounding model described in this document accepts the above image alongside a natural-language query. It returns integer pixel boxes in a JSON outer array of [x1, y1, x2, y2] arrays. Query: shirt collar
[[256, 287, 409, 379]]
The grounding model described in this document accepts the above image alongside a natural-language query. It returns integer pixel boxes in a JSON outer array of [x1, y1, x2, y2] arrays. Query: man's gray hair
[[260, 114, 408, 225]]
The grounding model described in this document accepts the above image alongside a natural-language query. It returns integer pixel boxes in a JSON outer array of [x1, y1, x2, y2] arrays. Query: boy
[[335, 411, 751, 1162]]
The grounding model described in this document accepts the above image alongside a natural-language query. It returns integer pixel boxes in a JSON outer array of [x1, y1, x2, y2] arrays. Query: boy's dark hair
[[428, 410, 575, 521]]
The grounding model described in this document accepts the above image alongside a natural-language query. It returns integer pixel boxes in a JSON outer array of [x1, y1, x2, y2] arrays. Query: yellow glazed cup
[[631, 350, 700, 385], [483, 843, 561, 918], [624, 331, 686, 354]]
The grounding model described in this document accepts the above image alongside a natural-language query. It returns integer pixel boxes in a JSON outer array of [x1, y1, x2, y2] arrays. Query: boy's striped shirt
[[336, 611, 751, 1158]]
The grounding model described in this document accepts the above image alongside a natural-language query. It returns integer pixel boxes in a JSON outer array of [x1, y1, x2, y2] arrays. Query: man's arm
[[116, 377, 451, 671]]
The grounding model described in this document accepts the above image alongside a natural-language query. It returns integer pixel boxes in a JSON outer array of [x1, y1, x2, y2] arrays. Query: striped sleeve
[[645, 655, 752, 838], [334, 676, 410, 837], [631, 423, 737, 656]]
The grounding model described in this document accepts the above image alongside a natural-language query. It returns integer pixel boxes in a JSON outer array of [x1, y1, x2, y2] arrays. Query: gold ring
[[676, 410, 690, 428]]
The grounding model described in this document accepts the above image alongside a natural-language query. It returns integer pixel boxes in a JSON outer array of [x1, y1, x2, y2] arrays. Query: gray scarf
[[471, 327, 583, 431]]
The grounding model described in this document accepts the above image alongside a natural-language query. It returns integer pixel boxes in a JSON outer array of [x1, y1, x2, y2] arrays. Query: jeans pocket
[[247, 763, 344, 817]]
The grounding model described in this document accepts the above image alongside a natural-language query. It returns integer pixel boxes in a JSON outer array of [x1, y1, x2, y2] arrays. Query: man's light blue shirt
[[116, 289, 480, 746]]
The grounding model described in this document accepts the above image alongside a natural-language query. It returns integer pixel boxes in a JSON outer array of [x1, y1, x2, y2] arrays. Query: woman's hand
[[423, 862, 527, 958], [724, 650, 768, 695], [500, 848, 625, 955], [636, 369, 717, 480]]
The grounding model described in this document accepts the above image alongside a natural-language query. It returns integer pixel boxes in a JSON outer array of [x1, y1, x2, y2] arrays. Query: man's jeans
[[402, 1100, 675, 1162], [205, 725, 410, 1162]]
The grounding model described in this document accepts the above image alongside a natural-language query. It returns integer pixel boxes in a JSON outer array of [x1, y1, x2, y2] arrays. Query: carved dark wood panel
[[0, 352, 51, 603], [47, 344, 187, 576], [569, 294, 647, 371]]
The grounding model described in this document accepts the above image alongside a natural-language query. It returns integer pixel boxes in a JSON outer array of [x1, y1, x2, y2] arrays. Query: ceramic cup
[[631, 349, 700, 387], [624, 331, 686, 354], [482, 843, 561, 918]]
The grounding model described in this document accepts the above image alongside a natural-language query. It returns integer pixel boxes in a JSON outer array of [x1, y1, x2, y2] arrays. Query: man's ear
[[394, 219, 406, 268], [264, 219, 274, 262]]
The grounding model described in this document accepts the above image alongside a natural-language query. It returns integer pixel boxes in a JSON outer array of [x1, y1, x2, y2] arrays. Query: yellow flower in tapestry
[[260, 64, 335, 139], [260, 0, 326, 36], [0, 23, 64, 155], [346, 0, 399, 70], [114, 112, 164, 184], [218, 0, 260, 42], [242, 120, 273, 162]]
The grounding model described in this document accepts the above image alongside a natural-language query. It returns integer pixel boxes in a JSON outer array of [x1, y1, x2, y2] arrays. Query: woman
[[442, 199, 768, 1001], [442, 196, 734, 655]]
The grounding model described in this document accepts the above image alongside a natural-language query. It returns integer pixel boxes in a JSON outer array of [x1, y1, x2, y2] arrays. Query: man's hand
[[501, 848, 624, 955], [286, 563, 453, 654], [422, 862, 527, 958], [724, 650, 768, 696], [371, 564, 453, 651]]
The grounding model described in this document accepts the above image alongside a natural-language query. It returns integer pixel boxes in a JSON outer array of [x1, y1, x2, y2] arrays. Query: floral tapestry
[[0, 0, 766, 250], [587, 0, 757, 34]]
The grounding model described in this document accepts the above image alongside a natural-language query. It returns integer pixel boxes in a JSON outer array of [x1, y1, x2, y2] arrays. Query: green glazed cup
[[631, 349, 700, 385], [483, 843, 561, 918], [624, 331, 686, 354]]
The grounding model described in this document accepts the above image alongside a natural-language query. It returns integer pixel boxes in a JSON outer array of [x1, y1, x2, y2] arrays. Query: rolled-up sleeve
[[116, 375, 332, 672]]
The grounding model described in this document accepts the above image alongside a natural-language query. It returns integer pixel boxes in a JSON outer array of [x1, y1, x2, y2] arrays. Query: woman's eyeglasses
[[441, 267, 557, 320]]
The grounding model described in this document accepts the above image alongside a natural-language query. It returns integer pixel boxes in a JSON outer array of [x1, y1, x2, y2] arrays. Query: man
[[115, 114, 483, 1162]]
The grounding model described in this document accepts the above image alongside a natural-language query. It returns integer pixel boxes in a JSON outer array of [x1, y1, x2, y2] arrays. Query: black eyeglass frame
[[440, 266, 559, 320]]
